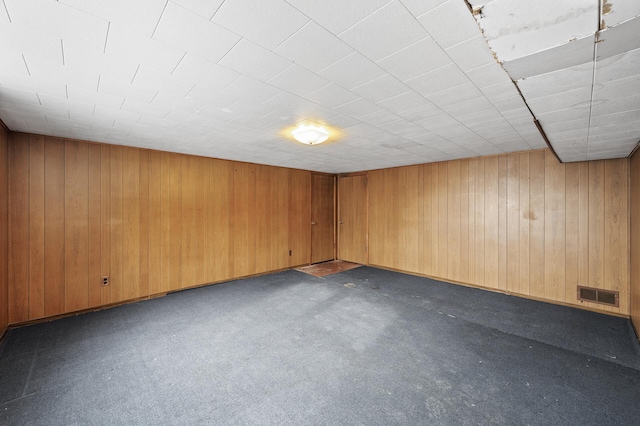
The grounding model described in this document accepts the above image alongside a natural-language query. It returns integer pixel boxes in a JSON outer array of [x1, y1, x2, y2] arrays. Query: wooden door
[[311, 174, 335, 264], [338, 175, 368, 264]]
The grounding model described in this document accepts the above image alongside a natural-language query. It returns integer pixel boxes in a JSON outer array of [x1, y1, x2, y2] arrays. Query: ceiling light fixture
[[292, 123, 330, 145]]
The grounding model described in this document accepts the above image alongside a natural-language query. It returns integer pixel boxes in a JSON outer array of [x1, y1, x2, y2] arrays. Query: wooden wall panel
[[366, 149, 631, 315], [138, 150, 150, 298], [88, 144, 102, 308], [29, 136, 45, 318], [528, 151, 545, 298], [122, 147, 140, 301], [0, 125, 8, 336], [544, 152, 565, 303], [210, 159, 232, 282], [288, 169, 311, 267], [604, 160, 629, 313], [6, 134, 314, 323], [148, 151, 162, 295], [65, 140, 89, 312], [630, 150, 640, 334], [8, 133, 29, 322], [109, 146, 123, 303]]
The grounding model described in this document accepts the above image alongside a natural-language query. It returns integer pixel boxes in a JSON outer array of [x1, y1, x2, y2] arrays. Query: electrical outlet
[[102, 276, 109, 286]]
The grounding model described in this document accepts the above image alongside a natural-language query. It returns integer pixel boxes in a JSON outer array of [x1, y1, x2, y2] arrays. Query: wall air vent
[[577, 286, 619, 307]]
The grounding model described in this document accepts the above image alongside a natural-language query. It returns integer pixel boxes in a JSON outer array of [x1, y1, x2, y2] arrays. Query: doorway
[[311, 174, 336, 264]]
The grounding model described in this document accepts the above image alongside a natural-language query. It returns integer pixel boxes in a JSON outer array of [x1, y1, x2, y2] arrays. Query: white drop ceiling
[[0, 0, 638, 173]]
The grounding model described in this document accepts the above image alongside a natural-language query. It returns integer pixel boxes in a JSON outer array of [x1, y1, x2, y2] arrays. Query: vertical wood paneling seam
[[27, 140, 32, 317], [63, 142, 67, 312]]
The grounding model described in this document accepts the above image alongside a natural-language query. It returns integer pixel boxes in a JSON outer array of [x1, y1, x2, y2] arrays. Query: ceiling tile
[[339, 1, 428, 61], [595, 74, 640, 102], [305, 84, 360, 109], [376, 91, 430, 114], [595, 47, 640, 84], [0, 22, 63, 65], [63, 41, 140, 83], [526, 87, 592, 114], [476, 0, 598, 62], [0, 85, 40, 106], [418, 0, 480, 49], [23, 55, 100, 93], [445, 35, 494, 72], [121, 98, 170, 118], [596, 17, 640, 61], [591, 94, 640, 117], [503, 35, 595, 80], [98, 76, 158, 104], [319, 52, 386, 89], [352, 74, 410, 103], [132, 66, 195, 98], [172, 0, 225, 20], [5, 0, 108, 51], [285, 0, 392, 35], [153, 2, 240, 63], [67, 84, 124, 108], [517, 62, 593, 101], [274, 21, 354, 72], [427, 82, 483, 108], [106, 24, 185, 74], [376, 37, 450, 81], [60, 0, 167, 37], [94, 104, 141, 123], [0, 51, 28, 75], [221, 76, 281, 103], [536, 108, 588, 126], [480, 80, 520, 102], [405, 63, 468, 96], [0, 70, 67, 98], [172, 54, 239, 92], [268, 64, 330, 97], [465, 63, 512, 89], [213, 0, 308, 50], [219, 38, 292, 82], [396, 102, 443, 121], [401, 0, 448, 17], [334, 97, 383, 118]]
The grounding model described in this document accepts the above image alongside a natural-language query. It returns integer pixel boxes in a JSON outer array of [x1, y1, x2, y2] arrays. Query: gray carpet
[[1, 266, 639, 425]]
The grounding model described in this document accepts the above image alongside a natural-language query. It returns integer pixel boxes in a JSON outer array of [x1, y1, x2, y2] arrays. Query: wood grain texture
[[0, 127, 8, 335], [122, 147, 140, 301], [630, 150, 640, 333], [311, 174, 335, 264], [288, 169, 311, 267], [29, 136, 45, 318], [338, 175, 368, 264], [5, 135, 315, 323], [148, 151, 162, 295], [8, 134, 29, 322], [65, 140, 89, 312], [88, 144, 102, 308], [210, 159, 232, 281], [364, 149, 630, 315]]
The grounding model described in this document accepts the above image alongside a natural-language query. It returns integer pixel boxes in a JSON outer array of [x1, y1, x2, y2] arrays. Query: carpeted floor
[[1, 266, 639, 425]]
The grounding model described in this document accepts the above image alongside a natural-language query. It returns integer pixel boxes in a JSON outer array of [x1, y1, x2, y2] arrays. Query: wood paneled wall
[[7, 133, 311, 324], [631, 149, 640, 332], [367, 150, 630, 315], [0, 124, 8, 337]]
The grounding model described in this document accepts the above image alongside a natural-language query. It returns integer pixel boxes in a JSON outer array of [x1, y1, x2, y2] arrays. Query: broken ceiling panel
[[474, 0, 640, 162]]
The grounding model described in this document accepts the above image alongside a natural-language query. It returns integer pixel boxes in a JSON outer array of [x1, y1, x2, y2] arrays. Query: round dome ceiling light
[[292, 123, 330, 145]]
